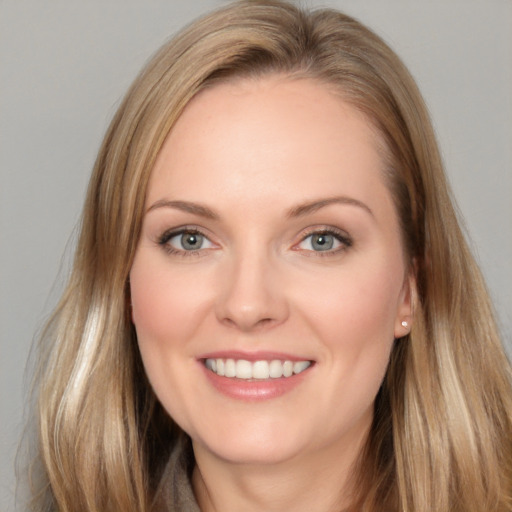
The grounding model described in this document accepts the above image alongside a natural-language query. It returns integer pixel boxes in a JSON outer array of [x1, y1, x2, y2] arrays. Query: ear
[[394, 270, 416, 338]]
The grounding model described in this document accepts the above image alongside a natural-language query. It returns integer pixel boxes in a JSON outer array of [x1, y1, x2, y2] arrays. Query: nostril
[[221, 316, 275, 331]]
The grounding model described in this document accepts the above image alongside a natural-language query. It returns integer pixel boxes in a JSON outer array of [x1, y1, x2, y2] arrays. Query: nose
[[215, 249, 289, 332]]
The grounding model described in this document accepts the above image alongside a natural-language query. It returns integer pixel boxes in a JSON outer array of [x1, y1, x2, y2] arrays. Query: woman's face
[[130, 76, 412, 465]]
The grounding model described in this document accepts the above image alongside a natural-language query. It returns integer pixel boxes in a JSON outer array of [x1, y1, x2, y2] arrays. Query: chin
[[201, 434, 304, 465], [191, 413, 325, 466]]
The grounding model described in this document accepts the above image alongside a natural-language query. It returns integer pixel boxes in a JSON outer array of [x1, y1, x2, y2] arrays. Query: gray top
[[153, 437, 200, 512]]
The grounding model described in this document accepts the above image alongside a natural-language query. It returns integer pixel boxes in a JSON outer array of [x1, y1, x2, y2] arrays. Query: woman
[[28, 1, 512, 511]]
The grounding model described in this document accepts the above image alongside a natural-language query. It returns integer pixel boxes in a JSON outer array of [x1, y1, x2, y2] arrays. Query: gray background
[[1, 1, 511, 510]]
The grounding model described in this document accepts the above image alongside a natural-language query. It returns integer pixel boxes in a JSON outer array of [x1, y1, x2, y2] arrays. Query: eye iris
[[181, 233, 202, 250], [312, 233, 334, 251]]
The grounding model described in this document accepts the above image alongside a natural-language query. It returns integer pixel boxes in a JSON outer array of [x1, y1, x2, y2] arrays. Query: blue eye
[[308, 233, 336, 251], [159, 229, 214, 253], [297, 230, 351, 253]]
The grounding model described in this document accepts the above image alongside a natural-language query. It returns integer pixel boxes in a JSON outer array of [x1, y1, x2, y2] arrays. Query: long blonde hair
[[28, 1, 512, 511]]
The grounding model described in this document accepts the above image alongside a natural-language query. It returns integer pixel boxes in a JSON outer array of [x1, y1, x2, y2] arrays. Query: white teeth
[[283, 360, 293, 377], [235, 360, 252, 379], [293, 361, 310, 374], [225, 359, 236, 378], [253, 360, 270, 379], [204, 358, 311, 380], [269, 360, 283, 378]]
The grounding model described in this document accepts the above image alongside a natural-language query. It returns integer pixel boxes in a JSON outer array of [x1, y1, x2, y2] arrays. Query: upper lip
[[197, 350, 314, 362]]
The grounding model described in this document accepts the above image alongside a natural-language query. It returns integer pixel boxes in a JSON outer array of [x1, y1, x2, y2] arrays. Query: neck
[[191, 432, 368, 512]]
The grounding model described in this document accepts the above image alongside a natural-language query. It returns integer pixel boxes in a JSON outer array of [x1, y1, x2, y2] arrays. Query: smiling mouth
[[204, 358, 312, 380]]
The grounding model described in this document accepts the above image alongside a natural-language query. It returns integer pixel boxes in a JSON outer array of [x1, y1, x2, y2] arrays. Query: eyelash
[[156, 226, 353, 257], [295, 227, 353, 257], [157, 227, 212, 257]]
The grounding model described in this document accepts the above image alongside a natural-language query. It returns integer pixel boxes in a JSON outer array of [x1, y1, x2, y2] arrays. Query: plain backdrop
[[1, 1, 511, 510]]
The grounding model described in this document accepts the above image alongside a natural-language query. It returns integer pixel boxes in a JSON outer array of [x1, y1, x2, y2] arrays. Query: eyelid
[[154, 224, 352, 257], [293, 226, 353, 254], [156, 225, 218, 256], [157, 225, 203, 244]]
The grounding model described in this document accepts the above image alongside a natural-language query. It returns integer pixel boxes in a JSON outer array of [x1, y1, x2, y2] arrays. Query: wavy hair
[[27, 1, 511, 511]]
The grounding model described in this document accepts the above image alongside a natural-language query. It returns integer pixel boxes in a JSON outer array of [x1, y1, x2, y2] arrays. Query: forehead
[[147, 75, 392, 218]]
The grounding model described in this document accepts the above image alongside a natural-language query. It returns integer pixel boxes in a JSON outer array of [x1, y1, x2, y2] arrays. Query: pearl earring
[[401, 321, 408, 328]]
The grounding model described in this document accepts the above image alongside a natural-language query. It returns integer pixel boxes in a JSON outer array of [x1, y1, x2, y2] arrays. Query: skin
[[130, 75, 413, 512]]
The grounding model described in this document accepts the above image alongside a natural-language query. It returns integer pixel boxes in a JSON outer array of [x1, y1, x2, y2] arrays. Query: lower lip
[[200, 362, 311, 401]]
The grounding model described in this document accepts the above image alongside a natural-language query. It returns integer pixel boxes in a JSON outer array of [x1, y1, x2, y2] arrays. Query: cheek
[[310, 264, 400, 414], [129, 256, 215, 427], [296, 260, 402, 396], [130, 258, 212, 349], [303, 261, 402, 344]]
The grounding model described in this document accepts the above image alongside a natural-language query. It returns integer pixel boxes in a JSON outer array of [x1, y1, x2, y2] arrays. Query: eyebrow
[[146, 200, 219, 220], [146, 196, 373, 220], [287, 196, 374, 218]]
